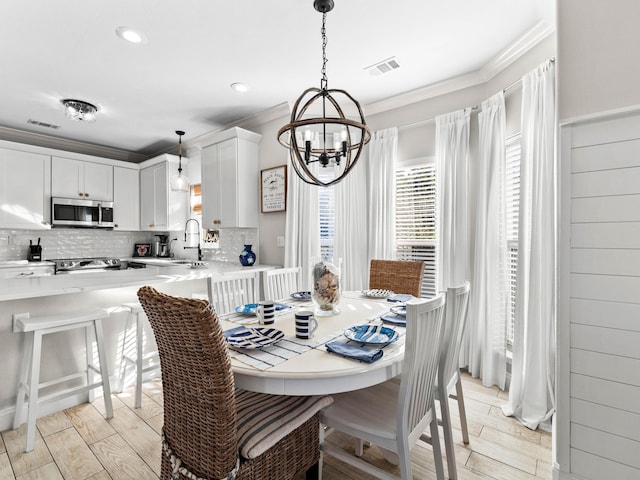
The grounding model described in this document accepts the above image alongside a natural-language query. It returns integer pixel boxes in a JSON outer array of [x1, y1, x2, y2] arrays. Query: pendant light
[[277, 0, 371, 187], [170, 130, 189, 192]]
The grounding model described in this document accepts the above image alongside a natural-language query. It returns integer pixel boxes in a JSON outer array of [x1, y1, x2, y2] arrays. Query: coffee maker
[[154, 235, 169, 257]]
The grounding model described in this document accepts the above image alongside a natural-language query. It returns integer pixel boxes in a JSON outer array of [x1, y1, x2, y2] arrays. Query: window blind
[[505, 138, 521, 345], [319, 177, 335, 259], [395, 164, 437, 298]]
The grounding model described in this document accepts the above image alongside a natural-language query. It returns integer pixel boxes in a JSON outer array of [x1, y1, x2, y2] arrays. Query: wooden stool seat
[[12, 309, 113, 452], [116, 302, 161, 408]]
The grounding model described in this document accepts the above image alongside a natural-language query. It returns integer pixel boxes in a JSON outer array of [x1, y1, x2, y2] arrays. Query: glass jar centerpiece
[[311, 257, 342, 316]]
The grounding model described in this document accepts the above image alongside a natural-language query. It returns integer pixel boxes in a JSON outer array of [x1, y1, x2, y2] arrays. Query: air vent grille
[[27, 119, 60, 130], [365, 57, 400, 77]]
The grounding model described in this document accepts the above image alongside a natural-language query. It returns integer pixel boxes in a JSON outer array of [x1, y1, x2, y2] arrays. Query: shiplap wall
[[564, 114, 640, 479]]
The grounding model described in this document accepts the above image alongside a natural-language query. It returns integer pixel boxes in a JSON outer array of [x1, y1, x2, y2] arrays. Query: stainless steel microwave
[[51, 197, 114, 228]]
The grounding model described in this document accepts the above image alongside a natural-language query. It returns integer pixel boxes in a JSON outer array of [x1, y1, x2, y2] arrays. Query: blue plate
[[380, 313, 406, 326], [235, 303, 291, 315], [290, 291, 312, 300], [344, 324, 399, 345]]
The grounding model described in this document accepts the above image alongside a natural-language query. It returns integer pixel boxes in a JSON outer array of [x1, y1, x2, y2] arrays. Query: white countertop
[[0, 261, 277, 302]]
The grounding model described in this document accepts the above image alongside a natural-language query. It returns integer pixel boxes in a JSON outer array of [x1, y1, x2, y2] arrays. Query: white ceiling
[[0, 0, 555, 162]]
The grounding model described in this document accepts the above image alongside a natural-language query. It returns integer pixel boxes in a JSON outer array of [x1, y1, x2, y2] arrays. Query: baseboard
[[553, 466, 588, 480]]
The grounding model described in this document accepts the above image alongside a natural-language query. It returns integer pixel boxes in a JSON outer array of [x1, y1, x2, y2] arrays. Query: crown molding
[[364, 20, 555, 116], [0, 125, 148, 163]]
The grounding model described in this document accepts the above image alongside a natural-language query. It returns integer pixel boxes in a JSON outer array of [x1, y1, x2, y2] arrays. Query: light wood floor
[[0, 373, 551, 479]]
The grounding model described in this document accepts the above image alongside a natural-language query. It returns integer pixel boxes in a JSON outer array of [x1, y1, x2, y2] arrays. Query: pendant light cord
[[320, 12, 328, 91]]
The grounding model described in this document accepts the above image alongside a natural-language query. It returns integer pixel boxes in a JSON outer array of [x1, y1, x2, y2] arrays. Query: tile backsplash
[[0, 228, 258, 263]]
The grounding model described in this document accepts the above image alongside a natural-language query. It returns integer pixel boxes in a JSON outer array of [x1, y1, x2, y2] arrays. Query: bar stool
[[116, 303, 160, 408], [12, 310, 113, 452]]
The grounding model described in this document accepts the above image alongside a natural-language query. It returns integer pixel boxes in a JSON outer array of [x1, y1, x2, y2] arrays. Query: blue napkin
[[325, 340, 384, 363], [387, 294, 412, 303]]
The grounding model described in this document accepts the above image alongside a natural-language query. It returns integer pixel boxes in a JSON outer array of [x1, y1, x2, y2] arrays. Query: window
[[396, 163, 437, 298], [319, 174, 335, 259], [505, 137, 521, 345]]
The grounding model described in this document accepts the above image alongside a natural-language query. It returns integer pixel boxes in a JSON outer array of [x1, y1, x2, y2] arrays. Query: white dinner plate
[[362, 289, 394, 298], [234, 303, 291, 315], [390, 305, 406, 316], [343, 324, 399, 345], [225, 327, 284, 349], [290, 291, 312, 300]]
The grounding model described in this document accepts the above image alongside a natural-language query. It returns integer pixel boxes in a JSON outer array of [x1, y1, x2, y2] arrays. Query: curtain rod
[[398, 57, 556, 131], [503, 56, 556, 93], [397, 105, 478, 132]]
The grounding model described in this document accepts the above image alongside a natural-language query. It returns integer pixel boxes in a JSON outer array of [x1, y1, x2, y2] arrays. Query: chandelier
[[61, 99, 98, 122], [170, 130, 190, 192], [277, 0, 371, 187]]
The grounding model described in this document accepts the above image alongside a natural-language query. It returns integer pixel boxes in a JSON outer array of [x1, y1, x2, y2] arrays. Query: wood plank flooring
[[0, 373, 552, 479]]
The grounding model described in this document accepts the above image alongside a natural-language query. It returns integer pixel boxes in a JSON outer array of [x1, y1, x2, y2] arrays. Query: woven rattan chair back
[[369, 259, 425, 297], [137, 286, 237, 480]]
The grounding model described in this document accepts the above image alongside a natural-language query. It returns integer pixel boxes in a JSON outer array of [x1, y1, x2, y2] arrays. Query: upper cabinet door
[[0, 148, 51, 229], [51, 156, 113, 201], [83, 161, 113, 200], [202, 127, 261, 229], [113, 166, 139, 231]]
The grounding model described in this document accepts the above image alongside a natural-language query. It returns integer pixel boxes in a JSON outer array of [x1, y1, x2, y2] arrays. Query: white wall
[[558, 0, 640, 122], [557, 2, 640, 479]]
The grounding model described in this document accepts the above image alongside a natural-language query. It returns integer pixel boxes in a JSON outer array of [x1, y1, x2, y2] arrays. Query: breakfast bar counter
[[0, 261, 276, 302], [0, 261, 276, 431]]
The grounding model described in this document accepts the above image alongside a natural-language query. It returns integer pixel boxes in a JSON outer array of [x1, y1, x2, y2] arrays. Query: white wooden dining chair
[[263, 267, 301, 301], [320, 295, 446, 480], [206, 271, 260, 316], [424, 281, 471, 480]]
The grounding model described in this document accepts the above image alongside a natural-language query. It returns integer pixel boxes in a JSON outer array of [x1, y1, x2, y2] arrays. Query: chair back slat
[[207, 271, 260, 315], [398, 294, 445, 439], [264, 267, 301, 301], [137, 286, 238, 479], [439, 281, 471, 392], [369, 259, 425, 297]]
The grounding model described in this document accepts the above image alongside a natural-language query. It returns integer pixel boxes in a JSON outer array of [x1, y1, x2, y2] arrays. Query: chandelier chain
[[320, 12, 328, 90]]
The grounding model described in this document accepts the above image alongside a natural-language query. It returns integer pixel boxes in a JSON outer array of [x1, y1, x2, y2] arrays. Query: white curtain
[[334, 157, 369, 291], [284, 155, 320, 291], [435, 109, 470, 292], [366, 128, 398, 263], [466, 92, 508, 389], [503, 60, 556, 430]]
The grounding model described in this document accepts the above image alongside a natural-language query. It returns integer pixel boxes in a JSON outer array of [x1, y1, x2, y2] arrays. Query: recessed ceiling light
[[115, 26, 146, 44], [230, 82, 249, 93]]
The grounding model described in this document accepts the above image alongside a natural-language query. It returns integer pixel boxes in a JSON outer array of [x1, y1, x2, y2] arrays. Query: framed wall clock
[[261, 165, 287, 213]]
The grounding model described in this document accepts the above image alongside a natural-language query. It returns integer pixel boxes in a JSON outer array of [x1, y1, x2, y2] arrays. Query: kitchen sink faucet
[[184, 218, 202, 261]]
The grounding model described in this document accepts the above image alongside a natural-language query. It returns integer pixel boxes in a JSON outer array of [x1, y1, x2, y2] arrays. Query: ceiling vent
[[365, 57, 400, 77], [27, 119, 60, 130]]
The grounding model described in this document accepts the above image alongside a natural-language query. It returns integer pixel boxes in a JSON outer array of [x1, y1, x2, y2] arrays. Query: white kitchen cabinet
[[51, 156, 113, 201], [202, 127, 261, 228], [113, 166, 139, 231], [0, 148, 51, 229], [139, 154, 188, 231]]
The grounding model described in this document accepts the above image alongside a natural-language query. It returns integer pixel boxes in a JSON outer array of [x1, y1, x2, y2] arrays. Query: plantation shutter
[[505, 138, 521, 344], [395, 164, 437, 298]]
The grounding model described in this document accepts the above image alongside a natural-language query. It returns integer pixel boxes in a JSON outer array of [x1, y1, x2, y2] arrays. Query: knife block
[[27, 245, 42, 261]]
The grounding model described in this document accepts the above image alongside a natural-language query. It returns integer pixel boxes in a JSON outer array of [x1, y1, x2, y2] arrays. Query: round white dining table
[[220, 293, 406, 396]]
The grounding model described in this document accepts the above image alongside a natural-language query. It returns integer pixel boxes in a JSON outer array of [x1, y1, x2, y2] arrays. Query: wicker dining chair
[[368, 259, 425, 297], [137, 286, 332, 480]]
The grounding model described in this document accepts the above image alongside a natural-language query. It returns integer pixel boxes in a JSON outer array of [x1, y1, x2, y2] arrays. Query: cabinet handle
[[84, 193, 89, 197], [18, 272, 34, 276], [78, 193, 83, 197], [149, 224, 154, 228], [213, 219, 221, 225], [114, 224, 119, 228]]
